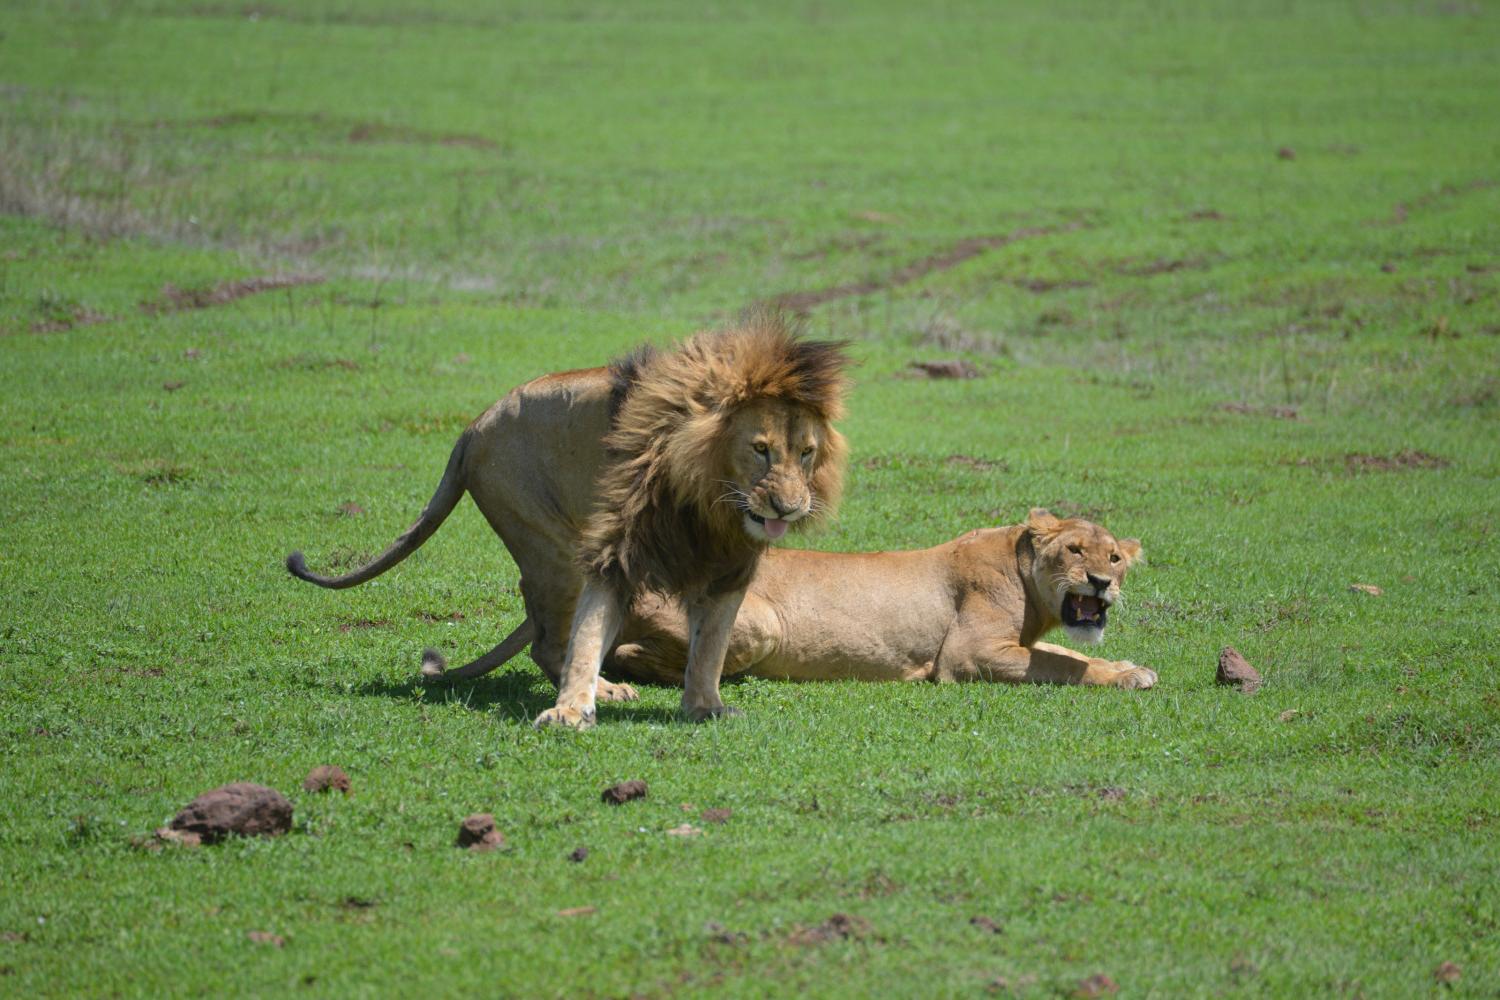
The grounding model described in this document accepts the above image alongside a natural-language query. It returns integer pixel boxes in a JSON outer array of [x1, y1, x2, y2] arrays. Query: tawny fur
[[285, 313, 851, 711], [606, 509, 1158, 690], [579, 315, 849, 600]]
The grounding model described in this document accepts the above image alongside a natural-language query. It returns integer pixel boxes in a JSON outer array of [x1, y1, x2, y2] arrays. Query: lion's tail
[[285, 432, 470, 589]]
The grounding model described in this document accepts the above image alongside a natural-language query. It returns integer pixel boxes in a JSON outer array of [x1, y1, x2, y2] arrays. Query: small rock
[[455, 814, 504, 852], [701, 808, 732, 824], [1216, 646, 1262, 693], [1349, 583, 1383, 596], [1097, 786, 1126, 801], [1278, 709, 1302, 723], [601, 780, 648, 805], [247, 931, 285, 947], [1074, 973, 1119, 998], [169, 783, 293, 844], [909, 359, 980, 380], [1434, 961, 1461, 984], [1276, 146, 1296, 160], [557, 906, 596, 918], [666, 823, 702, 837], [969, 915, 1003, 934], [337, 502, 364, 517], [1380, 262, 1396, 273], [302, 765, 351, 795], [162, 380, 185, 392], [567, 846, 589, 863]]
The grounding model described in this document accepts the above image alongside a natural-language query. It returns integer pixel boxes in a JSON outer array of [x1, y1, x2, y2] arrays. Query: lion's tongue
[[762, 517, 789, 540], [1075, 595, 1102, 620]]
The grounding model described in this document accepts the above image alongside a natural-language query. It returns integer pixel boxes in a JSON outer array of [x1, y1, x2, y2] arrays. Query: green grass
[[2, 1, 1499, 996]]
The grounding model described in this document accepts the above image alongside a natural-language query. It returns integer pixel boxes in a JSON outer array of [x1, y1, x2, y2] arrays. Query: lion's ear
[[1117, 537, 1143, 566], [1025, 508, 1061, 536]]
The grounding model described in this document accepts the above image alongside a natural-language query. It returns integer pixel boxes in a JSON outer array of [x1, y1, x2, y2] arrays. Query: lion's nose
[[1087, 574, 1111, 594], [770, 496, 796, 517]]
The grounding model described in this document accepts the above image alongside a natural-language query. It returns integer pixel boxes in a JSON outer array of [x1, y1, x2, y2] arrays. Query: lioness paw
[[533, 705, 596, 730], [597, 681, 639, 703], [1113, 664, 1157, 690]]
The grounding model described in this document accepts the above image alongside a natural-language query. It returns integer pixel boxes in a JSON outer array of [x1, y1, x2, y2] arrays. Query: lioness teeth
[[1071, 595, 1102, 620]]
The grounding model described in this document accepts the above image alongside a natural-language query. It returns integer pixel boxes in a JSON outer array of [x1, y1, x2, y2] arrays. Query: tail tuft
[[286, 551, 312, 580], [420, 647, 448, 681]]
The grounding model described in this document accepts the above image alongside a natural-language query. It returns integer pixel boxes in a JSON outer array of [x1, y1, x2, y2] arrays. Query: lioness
[[602, 508, 1156, 688], [287, 315, 851, 726]]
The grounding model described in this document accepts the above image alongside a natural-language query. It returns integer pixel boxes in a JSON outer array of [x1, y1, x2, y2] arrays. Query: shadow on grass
[[346, 668, 683, 726]]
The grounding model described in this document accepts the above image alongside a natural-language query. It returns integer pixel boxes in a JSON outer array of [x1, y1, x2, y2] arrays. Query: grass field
[[3, 1, 1499, 996]]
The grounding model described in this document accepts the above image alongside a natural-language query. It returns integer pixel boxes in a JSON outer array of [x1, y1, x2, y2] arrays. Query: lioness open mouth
[[746, 512, 790, 540], [1062, 593, 1108, 629]]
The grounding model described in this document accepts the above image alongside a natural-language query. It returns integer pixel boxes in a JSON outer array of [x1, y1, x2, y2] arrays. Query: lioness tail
[[286, 432, 470, 589]]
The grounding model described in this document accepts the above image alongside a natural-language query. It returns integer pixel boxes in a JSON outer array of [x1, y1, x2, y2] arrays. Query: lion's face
[[718, 398, 843, 543], [1026, 509, 1142, 645]]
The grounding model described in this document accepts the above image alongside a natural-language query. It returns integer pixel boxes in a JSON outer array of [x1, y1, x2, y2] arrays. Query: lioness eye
[[801, 447, 814, 459], [1109, 552, 1120, 563], [752, 442, 769, 455], [1067, 545, 1082, 555]]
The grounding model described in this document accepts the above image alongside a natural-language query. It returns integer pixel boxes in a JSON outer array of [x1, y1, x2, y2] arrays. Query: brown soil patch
[[1371, 179, 1496, 227], [1187, 209, 1226, 222], [700, 808, 732, 824], [1074, 973, 1119, 998], [1113, 256, 1210, 278], [772, 222, 1085, 311], [945, 454, 1007, 471], [969, 915, 1003, 934], [338, 618, 391, 633], [29, 306, 112, 334], [1218, 402, 1298, 420], [346, 122, 498, 151], [1011, 277, 1092, 293], [788, 913, 872, 945], [247, 931, 285, 947], [1344, 450, 1450, 473], [908, 359, 980, 379], [142, 274, 322, 315], [1096, 786, 1127, 801], [568, 846, 589, 863]]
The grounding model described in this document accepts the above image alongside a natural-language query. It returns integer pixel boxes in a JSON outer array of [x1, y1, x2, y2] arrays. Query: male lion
[[602, 508, 1156, 688], [286, 315, 850, 725]]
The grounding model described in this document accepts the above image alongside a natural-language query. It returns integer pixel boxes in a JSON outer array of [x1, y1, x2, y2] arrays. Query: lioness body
[[610, 511, 1156, 689]]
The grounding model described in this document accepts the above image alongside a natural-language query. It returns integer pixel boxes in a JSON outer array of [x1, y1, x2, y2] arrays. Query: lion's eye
[[801, 447, 814, 460], [1067, 545, 1083, 555], [1109, 552, 1120, 563], [752, 442, 769, 456]]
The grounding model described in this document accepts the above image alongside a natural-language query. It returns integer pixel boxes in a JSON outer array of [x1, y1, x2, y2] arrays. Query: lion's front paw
[[597, 680, 639, 703], [680, 703, 743, 724], [1112, 663, 1157, 690], [532, 705, 596, 729]]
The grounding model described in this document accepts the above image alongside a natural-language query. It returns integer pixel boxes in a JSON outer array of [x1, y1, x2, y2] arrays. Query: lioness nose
[[1087, 574, 1111, 593]]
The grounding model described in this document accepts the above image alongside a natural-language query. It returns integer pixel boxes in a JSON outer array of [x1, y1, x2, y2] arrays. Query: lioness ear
[[1117, 538, 1143, 566], [1025, 508, 1061, 535]]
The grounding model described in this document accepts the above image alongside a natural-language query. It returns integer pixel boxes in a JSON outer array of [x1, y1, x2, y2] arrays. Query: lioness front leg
[[534, 579, 624, 729], [973, 641, 1157, 689], [679, 589, 746, 722]]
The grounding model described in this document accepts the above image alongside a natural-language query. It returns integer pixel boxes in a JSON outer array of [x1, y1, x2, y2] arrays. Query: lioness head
[[1025, 508, 1142, 644]]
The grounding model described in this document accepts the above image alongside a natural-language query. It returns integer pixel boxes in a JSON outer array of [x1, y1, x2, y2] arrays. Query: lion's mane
[[579, 314, 850, 599]]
